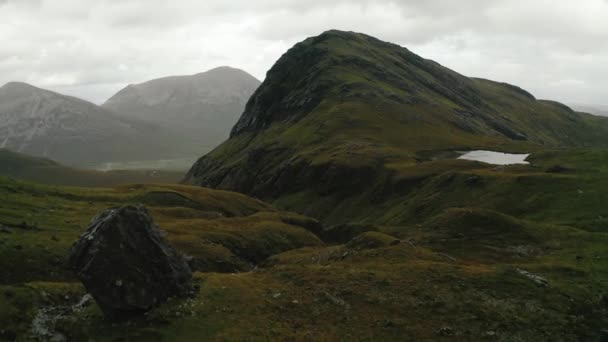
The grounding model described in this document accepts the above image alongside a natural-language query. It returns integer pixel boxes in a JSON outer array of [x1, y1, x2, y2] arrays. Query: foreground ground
[[0, 149, 607, 341]]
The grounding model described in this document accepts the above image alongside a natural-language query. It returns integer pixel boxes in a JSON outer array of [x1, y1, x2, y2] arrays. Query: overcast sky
[[0, 0, 606, 105]]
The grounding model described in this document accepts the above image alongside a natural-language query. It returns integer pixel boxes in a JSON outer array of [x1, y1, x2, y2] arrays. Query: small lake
[[458, 150, 530, 165]]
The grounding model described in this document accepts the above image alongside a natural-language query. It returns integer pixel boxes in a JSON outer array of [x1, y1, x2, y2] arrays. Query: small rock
[[438, 327, 454, 336], [272, 292, 282, 299], [517, 268, 549, 287], [292, 300, 299, 304], [383, 319, 396, 328], [485, 331, 496, 337]]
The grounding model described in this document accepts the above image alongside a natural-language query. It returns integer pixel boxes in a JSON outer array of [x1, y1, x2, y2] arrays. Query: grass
[[2, 147, 608, 340]]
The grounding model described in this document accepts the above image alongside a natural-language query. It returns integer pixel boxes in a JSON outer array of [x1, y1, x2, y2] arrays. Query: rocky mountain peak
[[230, 29, 479, 136]]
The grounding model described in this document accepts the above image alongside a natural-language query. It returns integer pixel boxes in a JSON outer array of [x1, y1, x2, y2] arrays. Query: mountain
[[103, 66, 261, 153], [184, 30, 608, 221], [571, 103, 608, 116], [0, 82, 182, 167], [0, 148, 183, 186]]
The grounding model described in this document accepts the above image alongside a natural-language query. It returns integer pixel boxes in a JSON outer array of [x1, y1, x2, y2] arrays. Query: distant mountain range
[[0, 67, 259, 168], [103, 66, 260, 153], [0, 82, 176, 167], [570, 103, 608, 116]]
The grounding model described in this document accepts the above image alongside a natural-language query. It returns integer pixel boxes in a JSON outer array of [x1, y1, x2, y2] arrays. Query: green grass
[[3, 151, 608, 340]]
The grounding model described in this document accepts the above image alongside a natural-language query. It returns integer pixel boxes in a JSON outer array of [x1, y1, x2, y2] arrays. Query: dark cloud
[[0, 0, 605, 105]]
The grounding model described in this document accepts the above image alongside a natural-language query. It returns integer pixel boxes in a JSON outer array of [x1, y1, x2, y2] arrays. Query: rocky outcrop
[[68, 205, 194, 320]]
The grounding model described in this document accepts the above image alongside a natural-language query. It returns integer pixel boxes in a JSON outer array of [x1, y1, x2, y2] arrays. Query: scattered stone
[[68, 205, 194, 320], [464, 175, 483, 186], [31, 294, 93, 341], [272, 292, 282, 299], [383, 319, 396, 328], [292, 299, 299, 304], [517, 268, 549, 287], [323, 292, 350, 309], [485, 331, 496, 337], [438, 327, 454, 336]]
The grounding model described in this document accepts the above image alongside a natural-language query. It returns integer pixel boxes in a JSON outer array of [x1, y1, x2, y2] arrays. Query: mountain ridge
[[185, 30, 608, 222], [102, 66, 261, 154], [0, 81, 181, 167]]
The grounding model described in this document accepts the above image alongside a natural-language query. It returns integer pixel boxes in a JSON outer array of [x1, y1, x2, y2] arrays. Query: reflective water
[[458, 150, 530, 165]]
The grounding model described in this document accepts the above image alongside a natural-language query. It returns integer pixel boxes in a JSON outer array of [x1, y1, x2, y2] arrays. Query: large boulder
[[68, 205, 193, 319]]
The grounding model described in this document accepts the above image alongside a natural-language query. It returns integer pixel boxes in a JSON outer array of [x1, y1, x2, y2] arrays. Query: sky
[[0, 0, 606, 105]]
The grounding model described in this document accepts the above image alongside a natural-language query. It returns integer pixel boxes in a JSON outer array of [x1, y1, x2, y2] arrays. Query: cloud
[[0, 0, 605, 105]]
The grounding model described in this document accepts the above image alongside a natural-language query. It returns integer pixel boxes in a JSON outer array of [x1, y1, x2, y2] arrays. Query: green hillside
[[0, 149, 184, 187], [1, 168, 607, 340], [185, 30, 608, 223]]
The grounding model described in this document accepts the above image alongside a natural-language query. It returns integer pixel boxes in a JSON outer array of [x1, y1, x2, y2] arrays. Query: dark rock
[[438, 327, 454, 336], [68, 205, 194, 320], [0, 224, 12, 234], [546, 165, 573, 173], [464, 175, 484, 186]]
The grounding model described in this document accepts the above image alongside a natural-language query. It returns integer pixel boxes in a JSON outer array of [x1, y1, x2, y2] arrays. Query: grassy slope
[[0, 149, 184, 187], [2, 149, 608, 340], [0, 177, 325, 340]]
